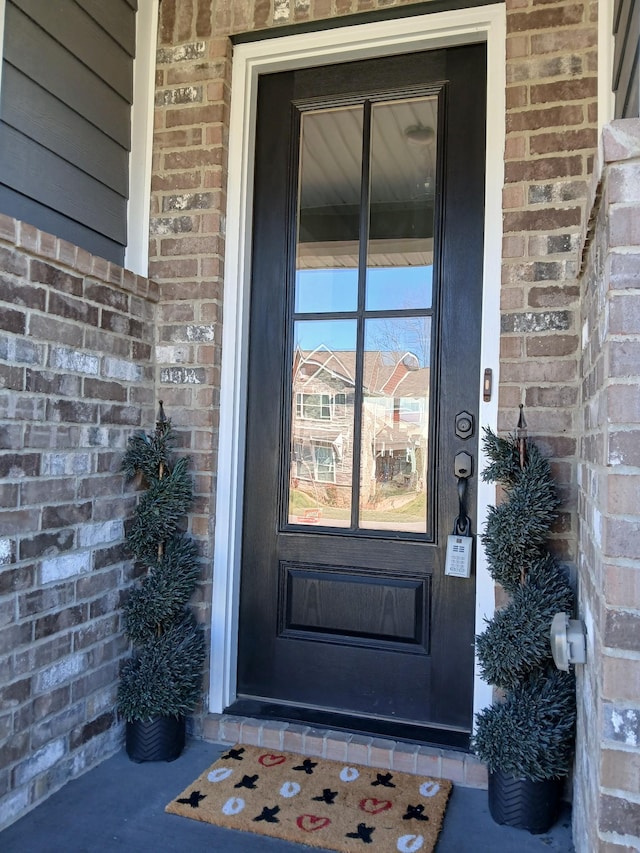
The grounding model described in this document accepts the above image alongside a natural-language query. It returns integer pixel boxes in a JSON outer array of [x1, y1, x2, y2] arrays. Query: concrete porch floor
[[1, 738, 574, 852]]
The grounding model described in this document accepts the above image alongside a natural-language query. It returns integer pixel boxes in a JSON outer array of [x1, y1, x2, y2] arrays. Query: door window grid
[[288, 94, 438, 535]]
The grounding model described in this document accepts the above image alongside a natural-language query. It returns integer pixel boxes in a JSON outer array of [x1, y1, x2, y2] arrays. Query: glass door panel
[[287, 94, 437, 535], [366, 97, 437, 312], [288, 320, 357, 528], [294, 106, 363, 314], [359, 317, 431, 532]]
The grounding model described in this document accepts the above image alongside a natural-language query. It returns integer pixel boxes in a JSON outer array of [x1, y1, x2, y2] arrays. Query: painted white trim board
[[212, 3, 506, 730], [125, 0, 159, 277]]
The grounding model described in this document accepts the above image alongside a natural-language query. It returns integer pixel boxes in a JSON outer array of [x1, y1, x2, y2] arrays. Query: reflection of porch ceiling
[[297, 238, 433, 270], [300, 99, 438, 209]]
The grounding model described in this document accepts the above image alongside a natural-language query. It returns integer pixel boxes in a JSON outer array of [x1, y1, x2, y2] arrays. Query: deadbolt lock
[[455, 411, 474, 440]]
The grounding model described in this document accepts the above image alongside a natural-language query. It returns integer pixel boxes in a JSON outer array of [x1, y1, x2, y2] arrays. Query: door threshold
[[202, 710, 488, 790], [226, 697, 470, 749]]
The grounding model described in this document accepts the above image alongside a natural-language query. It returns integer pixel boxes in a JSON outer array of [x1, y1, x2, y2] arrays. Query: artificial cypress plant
[[473, 412, 576, 783], [118, 402, 205, 726]]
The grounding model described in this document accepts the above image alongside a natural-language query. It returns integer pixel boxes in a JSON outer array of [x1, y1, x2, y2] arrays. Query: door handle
[[453, 451, 472, 537], [454, 451, 472, 479]]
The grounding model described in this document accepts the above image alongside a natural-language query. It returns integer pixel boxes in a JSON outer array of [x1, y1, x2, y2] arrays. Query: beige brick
[[500, 285, 525, 309], [504, 206, 582, 233], [368, 738, 393, 770], [500, 336, 524, 358], [441, 755, 465, 784], [607, 163, 640, 205], [149, 258, 198, 280], [325, 732, 351, 761], [165, 104, 224, 129], [530, 128, 597, 157], [602, 656, 640, 702], [502, 235, 526, 259], [506, 34, 529, 59], [346, 735, 372, 765], [239, 721, 262, 746], [261, 721, 288, 749], [609, 294, 640, 334], [499, 359, 577, 383], [521, 406, 573, 433], [506, 85, 528, 110], [283, 724, 308, 753], [499, 384, 523, 409], [507, 104, 584, 133], [416, 748, 442, 778], [605, 609, 640, 653], [0, 212, 17, 241], [505, 156, 584, 183], [526, 334, 579, 357], [600, 792, 640, 839], [608, 205, 640, 248], [218, 715, 243, 743], [504, 135, 527, 160], [503, 184, 525, 209], [391, 743, 419, 774], [302, 728, 326, 757], [529, 284, 580, 307], [507, 5, 585, 34], [606, 518, 640, 561], [607, 475, 640, 516], [598, 842, 638, 853], [464, 755, 488, 788], [606, 382, 640, 424], [605, 250, 640, 290], [530, 29, 597, 56]]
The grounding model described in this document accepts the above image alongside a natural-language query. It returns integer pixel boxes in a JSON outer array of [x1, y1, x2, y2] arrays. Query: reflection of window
[[313, 444, 335, 482], [334, 392, 347, 417], [294, 441, 336, 482], [297, 392, 332, 420]]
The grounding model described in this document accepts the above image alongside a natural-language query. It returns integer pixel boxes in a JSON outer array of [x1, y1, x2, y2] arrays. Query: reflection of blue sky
[[295, 316, 430, 366], [295, 319, 357, 351], [295, 269, 357, 313], [366, 266, 432, 311], [295, 266, 432, 314], [366, 317, 431, 368]]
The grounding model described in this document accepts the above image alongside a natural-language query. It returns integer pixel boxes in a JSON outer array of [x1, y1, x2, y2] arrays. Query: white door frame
[[210, 3, 506, 726]]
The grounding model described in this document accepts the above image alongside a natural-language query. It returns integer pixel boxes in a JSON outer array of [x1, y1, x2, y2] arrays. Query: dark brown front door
[[231, 44, 486, 748]]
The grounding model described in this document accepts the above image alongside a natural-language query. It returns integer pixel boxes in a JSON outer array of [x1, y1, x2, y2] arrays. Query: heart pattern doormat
[[166, 744, 452, 852]]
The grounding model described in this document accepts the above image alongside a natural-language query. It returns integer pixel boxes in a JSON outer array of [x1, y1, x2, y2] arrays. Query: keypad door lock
[[455, 411, 474, 440]]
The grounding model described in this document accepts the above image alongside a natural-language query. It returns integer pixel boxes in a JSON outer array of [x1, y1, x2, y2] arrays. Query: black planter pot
[[126, 715, 185, 763], [488, 770, 563, 834]]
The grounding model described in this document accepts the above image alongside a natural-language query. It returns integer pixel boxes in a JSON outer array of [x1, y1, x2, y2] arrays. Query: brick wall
[[501, 0, 597, 562], [150, 0, 598, 706], [151, 0, 598, 783], [574, 120, 640, 853], [0, 0, 610, 839], [0, 215, 157, 828]]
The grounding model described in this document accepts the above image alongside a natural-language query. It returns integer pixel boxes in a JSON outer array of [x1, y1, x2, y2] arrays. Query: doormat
[[166, 744, 452, 852]]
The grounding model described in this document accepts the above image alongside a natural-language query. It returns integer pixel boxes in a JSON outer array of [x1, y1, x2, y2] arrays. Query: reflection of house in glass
[[289, 345, 429, 532]]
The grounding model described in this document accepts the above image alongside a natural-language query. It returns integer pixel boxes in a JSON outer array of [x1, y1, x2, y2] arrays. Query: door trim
[[210, 3, 506, 728]]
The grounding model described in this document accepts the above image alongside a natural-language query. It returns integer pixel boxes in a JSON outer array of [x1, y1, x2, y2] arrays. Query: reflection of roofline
[[294, 346, 429, 396], [295, 344, 354, 384], [299, 361, 356, 388]]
